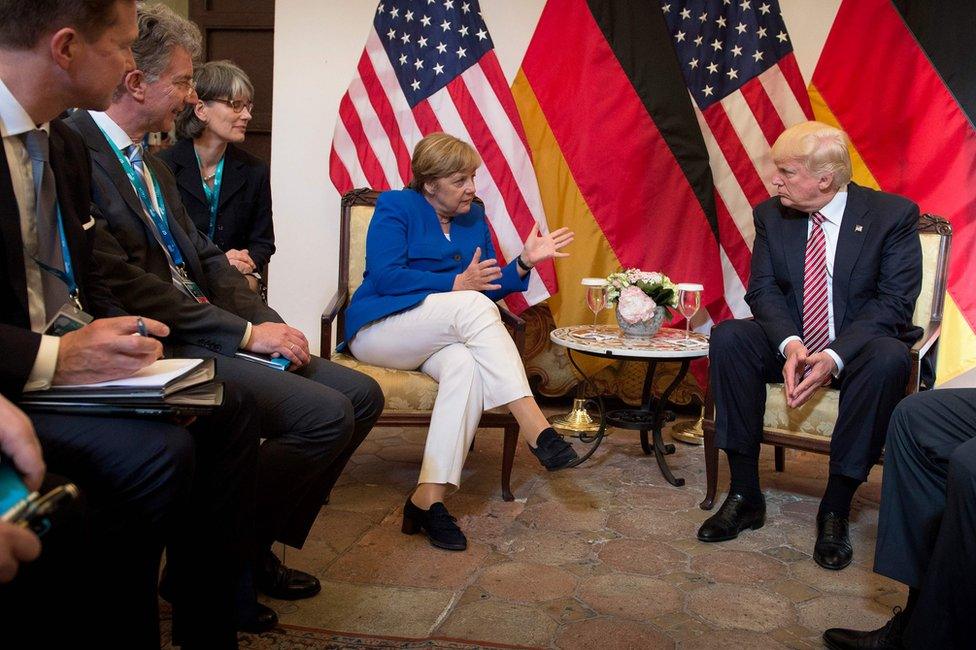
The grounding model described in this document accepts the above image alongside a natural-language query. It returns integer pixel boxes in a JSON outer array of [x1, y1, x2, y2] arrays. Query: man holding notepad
[[0, 0, 259, 645]]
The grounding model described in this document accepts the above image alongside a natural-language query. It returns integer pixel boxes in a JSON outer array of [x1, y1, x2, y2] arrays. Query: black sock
[[726, 450, 762, 503], [818, 474, 861, 519], [904, 587, 919, 619]]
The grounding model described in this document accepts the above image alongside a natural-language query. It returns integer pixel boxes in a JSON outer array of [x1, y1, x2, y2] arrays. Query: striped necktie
[[802, 211, 831, 353], [23, 129, 69, 319]]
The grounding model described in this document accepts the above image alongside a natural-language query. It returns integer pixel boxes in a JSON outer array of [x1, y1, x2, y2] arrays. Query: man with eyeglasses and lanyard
[[66, 2, 384, 634]]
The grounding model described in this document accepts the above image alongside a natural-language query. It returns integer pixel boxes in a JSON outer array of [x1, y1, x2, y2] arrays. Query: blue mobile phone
[[0, 457, 31, 517]]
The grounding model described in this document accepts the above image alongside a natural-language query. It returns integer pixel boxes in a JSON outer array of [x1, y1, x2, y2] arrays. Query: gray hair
[[175, 60, 254, 140], [132, 2, 201, 82]]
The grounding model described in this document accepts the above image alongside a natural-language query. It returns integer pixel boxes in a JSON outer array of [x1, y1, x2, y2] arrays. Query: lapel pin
[[854, 225, 863, 232]]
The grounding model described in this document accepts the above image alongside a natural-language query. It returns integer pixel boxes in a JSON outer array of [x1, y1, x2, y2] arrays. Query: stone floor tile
[[348, 459, 420, 488], [543, 597, 597, 624], [554, 618, 673, 649], [279, 579, 453, 637], [475, 561, 577, 603], [797, 594, 895, 633], [280, 539, 338, 579], [690, 549, 788, 585], [762, 545, 809, 563], [686, 584, 795, 632], [304, 508, 377, 554], [436, 599, 556, 648], [606, 507, 701, 541], [577, 574, 684, 620], [769, 578, 822, 604], [790, 561, 901, 597], [373, 443, 425, 464], [616, 484, 703, 511], [519, 499, 609, 532], [674, 628, 791, 649], [768, 624, 824, 649], [597, 538, 688, 576], [496, 525, 597, 565], [326, 526, 489, 589], [327, 484, 405, 518]]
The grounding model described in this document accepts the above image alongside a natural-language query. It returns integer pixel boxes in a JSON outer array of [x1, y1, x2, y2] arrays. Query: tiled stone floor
[[253, 416, 902, 649]]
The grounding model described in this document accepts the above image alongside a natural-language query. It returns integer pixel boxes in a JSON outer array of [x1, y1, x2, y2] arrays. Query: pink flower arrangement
[[616, 286, 659, 324]]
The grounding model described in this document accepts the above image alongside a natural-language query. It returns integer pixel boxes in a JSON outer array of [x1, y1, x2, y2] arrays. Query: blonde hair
[[771, 121, 852, 190], [408, 132, 481, 191]]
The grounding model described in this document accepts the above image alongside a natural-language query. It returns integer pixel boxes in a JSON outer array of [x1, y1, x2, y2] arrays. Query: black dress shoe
[[823, 607, 907, 649], [238, 602, 279, 634], [529, 428, 579, 471], [814, 511, 853, 570], [255, 549, 321, 600], [401, 498, 467, 550], [697, 493, 766, 542]]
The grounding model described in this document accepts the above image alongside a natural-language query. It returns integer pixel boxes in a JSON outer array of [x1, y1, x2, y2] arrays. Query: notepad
[[24, 358, 215, 399]]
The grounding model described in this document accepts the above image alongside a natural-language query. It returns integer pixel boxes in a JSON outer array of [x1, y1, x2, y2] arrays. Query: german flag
[[811, 0, 976, 383]]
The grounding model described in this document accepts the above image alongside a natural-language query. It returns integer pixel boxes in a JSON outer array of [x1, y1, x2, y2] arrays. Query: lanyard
[[196, 151, 224, 239], [33, 203, 80, 309], [96, 127, 187, 269]]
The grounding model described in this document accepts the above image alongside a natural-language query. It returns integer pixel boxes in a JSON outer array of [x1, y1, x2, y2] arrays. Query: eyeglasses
[[209, 98, 254, 114], [171, 77, 196, 94]]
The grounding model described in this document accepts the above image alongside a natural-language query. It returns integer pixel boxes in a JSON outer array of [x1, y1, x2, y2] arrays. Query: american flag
[[329, 0, 556, 312], [662, 0, 813, 318]]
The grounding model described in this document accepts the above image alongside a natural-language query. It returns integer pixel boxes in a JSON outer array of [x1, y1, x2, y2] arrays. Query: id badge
[[43, 302, 93, 336], [178, 276, 210, 304]]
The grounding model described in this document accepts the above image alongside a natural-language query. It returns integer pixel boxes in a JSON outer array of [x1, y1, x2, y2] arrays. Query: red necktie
[[802, 212, 830, 353]]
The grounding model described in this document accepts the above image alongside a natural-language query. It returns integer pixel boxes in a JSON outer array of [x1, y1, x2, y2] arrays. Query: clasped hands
[[782, 340, 836, 409], [452, 224, 574, 292], [226, 249, 256, 274]]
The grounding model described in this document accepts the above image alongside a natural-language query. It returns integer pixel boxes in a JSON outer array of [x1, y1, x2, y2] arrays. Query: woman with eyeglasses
[[159, 60, 275, 294]]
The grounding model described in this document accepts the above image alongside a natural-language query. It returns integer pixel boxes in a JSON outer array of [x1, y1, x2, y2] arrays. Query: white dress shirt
[[779, 188, 848, 375], [0, 78, 60, 390]]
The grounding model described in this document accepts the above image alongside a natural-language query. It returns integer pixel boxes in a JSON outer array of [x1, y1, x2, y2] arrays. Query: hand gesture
[[520, 223, 574, 267], [226, 249, 256, 274], [453, 247, 502, 292], [782, 341, 835, 408], [245, 322, 310, 368], [54, 317, 168, 385]]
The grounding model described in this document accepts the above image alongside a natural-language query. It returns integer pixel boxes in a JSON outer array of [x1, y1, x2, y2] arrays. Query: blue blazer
[[343, 188, 529, 346]]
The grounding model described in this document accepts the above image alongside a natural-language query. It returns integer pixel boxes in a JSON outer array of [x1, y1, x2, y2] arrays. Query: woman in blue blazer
[[346, 133, 576, 551]]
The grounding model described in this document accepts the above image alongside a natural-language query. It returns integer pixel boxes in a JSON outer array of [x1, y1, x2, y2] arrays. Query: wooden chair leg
[[774, 446, 785, 472], [700, 424, 719, 510], [501, 423, 518, 502]]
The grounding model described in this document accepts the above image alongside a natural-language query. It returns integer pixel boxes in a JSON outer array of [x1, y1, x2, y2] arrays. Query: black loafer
[[697, 492, 766, 542], [238, 602, 279, 634], [814, 511, 853, 570], [823, 607, 907, 649], [255, 549, 321, 600], [401, 498, 467, 550], [529, 427, 579, 471]]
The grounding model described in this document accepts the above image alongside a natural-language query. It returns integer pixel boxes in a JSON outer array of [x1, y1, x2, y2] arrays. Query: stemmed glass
[[676, 283, 703, 339], [582, 278, 608, 327]]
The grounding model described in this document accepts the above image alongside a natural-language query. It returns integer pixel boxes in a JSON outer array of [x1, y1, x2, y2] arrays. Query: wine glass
[[676, 283, 703, 339], [582, 278, 608, 327]]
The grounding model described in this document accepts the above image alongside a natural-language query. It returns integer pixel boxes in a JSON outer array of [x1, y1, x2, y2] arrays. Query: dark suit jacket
[[0, 119, 126, 397], [158, 139, 275, 269], [65, 110, 282, 356], [745, 182, 923, 365]]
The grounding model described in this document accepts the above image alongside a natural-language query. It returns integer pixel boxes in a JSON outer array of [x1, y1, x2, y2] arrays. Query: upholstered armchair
[[321, 188, 524, 502], [700, 214, 952, 509]]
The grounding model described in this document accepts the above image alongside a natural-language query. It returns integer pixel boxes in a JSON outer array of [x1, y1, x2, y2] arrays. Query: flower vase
[[615, 305, 666, 337]]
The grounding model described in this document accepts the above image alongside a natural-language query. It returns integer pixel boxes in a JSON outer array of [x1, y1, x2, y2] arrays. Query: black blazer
[[0, 119, 126, 397], [64, 110, 282, 356], [157, 138, 275, 269], [745, 182, 923, 365]]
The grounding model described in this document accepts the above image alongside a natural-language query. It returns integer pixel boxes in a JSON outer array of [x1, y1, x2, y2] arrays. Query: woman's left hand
[[521, 223, 574, 267], [226, 249, 256, 274]]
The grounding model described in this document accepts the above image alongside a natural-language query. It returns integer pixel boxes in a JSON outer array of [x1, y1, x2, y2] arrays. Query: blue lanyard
[[96, 126, 187, 268], [33, 203, 80, 308], [196, 151, 224, 239]]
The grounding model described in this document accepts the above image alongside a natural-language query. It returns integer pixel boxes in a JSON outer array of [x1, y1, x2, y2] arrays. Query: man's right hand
[[0, 395, 44, 583], [53, 317, 169, 386], [452, 247, 502, 292], [245, 322, 310, 368], [0, 522, 40, 583], [782, 340, 809, 402]]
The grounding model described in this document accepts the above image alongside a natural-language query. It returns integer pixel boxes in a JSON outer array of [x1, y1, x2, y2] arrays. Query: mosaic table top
[[550, 325, 709, 359]]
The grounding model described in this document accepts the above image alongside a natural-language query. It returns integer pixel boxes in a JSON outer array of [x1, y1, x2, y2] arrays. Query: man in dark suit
[[697, 121, 922, 571], [0, 0, 258, 646], [824, 388, 976, 649], [65, 3, 384, 631]]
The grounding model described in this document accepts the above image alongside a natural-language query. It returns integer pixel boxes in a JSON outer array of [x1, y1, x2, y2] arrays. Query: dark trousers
[[710, 319, 910, 480], [11, 381, 259, 648], [169, 346, 384, 548], [874, 388, 976, 649]]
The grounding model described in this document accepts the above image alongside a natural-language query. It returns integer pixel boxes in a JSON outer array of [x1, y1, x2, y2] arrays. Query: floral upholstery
[[332, 352, 439, 411]]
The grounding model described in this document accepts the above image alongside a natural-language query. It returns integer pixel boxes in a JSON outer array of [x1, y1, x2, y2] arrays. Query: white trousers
[[349, 291, 532, 487]]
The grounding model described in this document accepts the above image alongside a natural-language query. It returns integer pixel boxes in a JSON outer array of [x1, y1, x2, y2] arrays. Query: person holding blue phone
[[0, 395, 44, 584]]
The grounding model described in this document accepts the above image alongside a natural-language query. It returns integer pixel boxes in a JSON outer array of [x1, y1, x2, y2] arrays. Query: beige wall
[[155, 0, 188, 17]]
